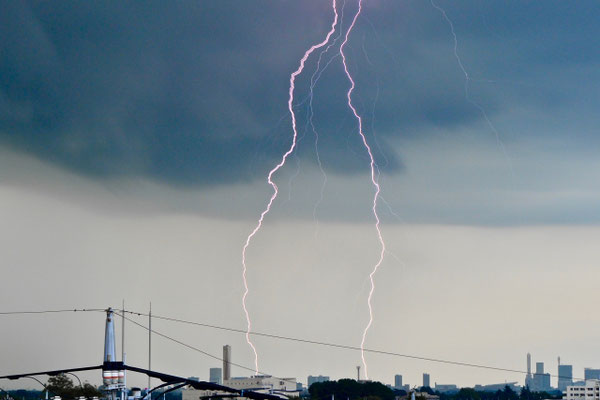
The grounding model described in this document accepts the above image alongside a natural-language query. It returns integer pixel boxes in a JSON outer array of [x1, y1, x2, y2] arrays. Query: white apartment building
[[564, 380, 600, 400]]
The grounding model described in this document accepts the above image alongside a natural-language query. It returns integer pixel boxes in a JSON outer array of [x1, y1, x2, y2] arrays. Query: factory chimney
[[223, 345, 231, 381]]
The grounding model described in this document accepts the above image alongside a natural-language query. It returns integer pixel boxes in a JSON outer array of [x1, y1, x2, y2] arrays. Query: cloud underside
[[1, 0, 599, 186]]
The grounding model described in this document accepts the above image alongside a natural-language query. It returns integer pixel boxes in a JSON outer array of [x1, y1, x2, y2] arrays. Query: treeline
[[4, 390, 44, 400], [309, 379, 396, 400], [436, 386, 562, 400], [309, 380, 562, 400], [44, 374, 101, 400]]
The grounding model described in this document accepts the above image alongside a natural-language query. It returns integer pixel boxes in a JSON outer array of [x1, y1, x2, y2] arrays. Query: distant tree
[[45, 375, 101, 400], [493, 386, 518, 400], [79, 383, 101, 398], [519, 387, 561, 400], [455, 388, 481, 400], [519, 386, 533, 400], [420, 387, 434, 395], [46, 374, 75, 398]]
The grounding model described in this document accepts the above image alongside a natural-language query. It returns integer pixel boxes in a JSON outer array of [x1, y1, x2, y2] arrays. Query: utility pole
[[148, 302, 152, 396], [122, 299, 126, 400]]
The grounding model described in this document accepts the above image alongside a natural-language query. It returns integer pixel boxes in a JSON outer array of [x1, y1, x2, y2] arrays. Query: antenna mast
[[148, 302, 152, 394]]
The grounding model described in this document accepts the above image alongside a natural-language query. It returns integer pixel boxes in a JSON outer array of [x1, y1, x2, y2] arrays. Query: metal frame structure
[[0, 309, 283, 400]]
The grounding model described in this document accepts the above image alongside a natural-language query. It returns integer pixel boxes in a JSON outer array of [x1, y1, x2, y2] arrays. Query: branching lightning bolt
[[241, 0, 339, 374], [430, 0, 512, 173], [339, 0, 386, 380], [308, 1, 346, 231]]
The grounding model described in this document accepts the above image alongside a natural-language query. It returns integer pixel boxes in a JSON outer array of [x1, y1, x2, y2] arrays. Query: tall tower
[[103, 308, 125, 400], [223, 345, 231, 381], [525, 353, 533, 388], [104, 309, 116, 362]]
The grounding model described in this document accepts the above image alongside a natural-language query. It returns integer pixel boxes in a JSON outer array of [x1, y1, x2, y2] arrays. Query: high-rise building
[[308, 375, 329, 387], [223, 345, 231, 381], [210, 368, 222, 385], [526, 353, 533, 388], [532, 362, 551, 392], [536, 362, 544, 375], [558, 365, 573, 392], [585, 369, 600, 381], [423, 373, 430, 388], [394, 375, 403, 389]]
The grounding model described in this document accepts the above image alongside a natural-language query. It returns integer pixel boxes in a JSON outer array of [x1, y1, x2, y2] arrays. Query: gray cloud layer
[[1, 1, 599, 186]]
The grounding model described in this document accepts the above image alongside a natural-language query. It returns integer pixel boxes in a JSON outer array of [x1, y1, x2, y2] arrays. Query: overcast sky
[[1, 0, 600, 392]]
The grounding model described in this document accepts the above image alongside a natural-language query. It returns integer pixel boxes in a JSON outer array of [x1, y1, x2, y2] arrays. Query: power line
[[115, 312, 301, 386], [0, 309, 104, 315], [0, 307, 585, 381], [121, 309, 583, 381]]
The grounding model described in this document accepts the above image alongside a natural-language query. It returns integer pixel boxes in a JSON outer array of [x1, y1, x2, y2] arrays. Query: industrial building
[[183, 345, 299, 400]]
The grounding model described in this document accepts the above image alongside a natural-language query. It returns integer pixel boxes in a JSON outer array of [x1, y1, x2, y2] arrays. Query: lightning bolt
[[430, 0, 512, 172], [308, 0, 346, 231], [241, 0, 339, 374], [339, 0, 386, 380]]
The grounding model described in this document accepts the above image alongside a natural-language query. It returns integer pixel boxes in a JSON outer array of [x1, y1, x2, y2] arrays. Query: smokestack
[[223, 345, 231, 381], [527, 353, 531, 375], [356, 366, 360, 381], [104, 308, 116, 362]]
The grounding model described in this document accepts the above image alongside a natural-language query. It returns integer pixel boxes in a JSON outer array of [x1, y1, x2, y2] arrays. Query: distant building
[[434, 384, 458, 394], [585, 370, 600, 382], [563, 380, 600, 400], [224, 376, 298, 393], [530, 362, 552, 392], [474, 382, 520, 392], [423, 374, 430, 388], [210, 368, 222, 385], [182, 375, 299, 400], [559, 365, 574, 392], [537, 363, 545, 375], [526, 353, 533, 388], [395, 375, 403, 389], [308, 375, 329, 387]]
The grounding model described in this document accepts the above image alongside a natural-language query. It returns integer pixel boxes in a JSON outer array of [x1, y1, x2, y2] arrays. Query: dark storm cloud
[[1, 0, 599, 185]]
